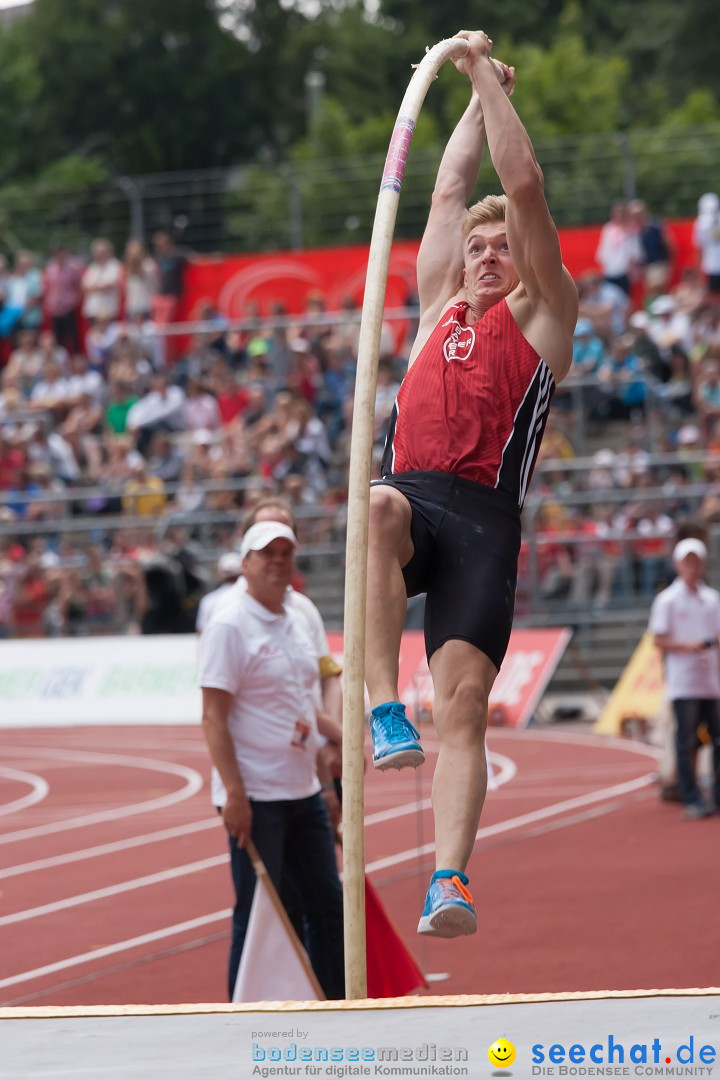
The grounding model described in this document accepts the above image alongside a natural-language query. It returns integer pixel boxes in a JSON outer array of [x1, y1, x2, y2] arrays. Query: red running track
[[1, 723, 719, 1007]]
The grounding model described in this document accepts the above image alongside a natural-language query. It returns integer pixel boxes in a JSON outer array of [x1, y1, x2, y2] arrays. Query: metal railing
[[3, 124, 719, 254]]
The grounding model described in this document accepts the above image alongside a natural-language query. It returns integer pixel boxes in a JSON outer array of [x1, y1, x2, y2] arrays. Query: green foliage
[[0, 0, 716, 251]]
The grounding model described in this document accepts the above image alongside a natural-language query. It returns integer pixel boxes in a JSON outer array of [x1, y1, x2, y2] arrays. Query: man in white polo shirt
[[199, 520, 344, 999], [649, 537, 720, 819]]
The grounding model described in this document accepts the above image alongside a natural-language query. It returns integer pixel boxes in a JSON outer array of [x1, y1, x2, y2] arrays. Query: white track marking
[[0, 818, 221, 880], [363, 751, 515, 825], [0, 749, 203, 845], [0, 753, 513, 877], [364, 771, 658, 873], [0, 769, 49, 815], [0, 911, 232, 990], [0, 734, 658, 990], [0, 856, 228, 927]]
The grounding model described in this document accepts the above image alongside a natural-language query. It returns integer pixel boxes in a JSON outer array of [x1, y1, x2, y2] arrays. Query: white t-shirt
[[198, 588, 321, 803], [82, 258, 123, 320], [648, 577, 720, 699], [693, 212, 720, 275], [195, 581, 235, 633]]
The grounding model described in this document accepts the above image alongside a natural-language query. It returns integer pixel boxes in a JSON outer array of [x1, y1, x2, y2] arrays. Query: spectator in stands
[[81, 239, 123, 325], [12, 555, 49, 637], [627, 310, 670, 384], [567, 317, 607, 417], [289, 397, 331, 496], [13, 251, 44, 333], [671, 266, 707, 318], [172, 460, 207, 515], [44, 245, 84, 354], [576, 269, 629, 341], [0, 255, 26, 342], [29, 359, 71, 419], [121, 451, 166, 517], [675, 423, 704, 481], [58, 391, 103, 476], [588, 504, 631, 608], [123, 239, 158, 321], [647, 294, 693, 359], [693, 193, 720, 297], [151, 231, 188, 361], [595, 200, 642, 295], [594, 333, 647, 420], [82, 545, 119, 634], [0, 375, 22, 422], [182, 376, 221, 432], [147, 431, 184, 484], [690, 305, 720, 364], [654, 343, 694, 416], [694, 358, 720, 443], [210, 366, 250, 427], [628, 199, 675, 294], [5, 330, 45, 396], [631, 502, 674, 598], [104, 379, 139, 436], [373, 360, 402, 443], [125, 371, 186, 455]]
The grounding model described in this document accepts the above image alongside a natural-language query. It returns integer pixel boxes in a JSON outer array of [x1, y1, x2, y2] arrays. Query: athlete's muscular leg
[[428, 640, 498, 870], [366, 485, 414, 708]]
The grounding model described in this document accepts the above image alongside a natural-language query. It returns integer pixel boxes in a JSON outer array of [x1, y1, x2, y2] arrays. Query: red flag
[[365, 876, 428, 998]]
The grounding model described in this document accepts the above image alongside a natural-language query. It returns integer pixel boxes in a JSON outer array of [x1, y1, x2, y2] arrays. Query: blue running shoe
[[370, 702, 425, 771], [417, 870, 477, 938]]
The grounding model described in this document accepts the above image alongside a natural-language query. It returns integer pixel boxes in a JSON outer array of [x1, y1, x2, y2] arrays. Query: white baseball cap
[[217, 551, 243, 577], [673, 538, 707, 563], [239, 521, 297, 561]]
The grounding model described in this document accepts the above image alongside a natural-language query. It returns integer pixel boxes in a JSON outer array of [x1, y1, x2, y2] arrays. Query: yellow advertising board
[[594, 632, 665, 735]]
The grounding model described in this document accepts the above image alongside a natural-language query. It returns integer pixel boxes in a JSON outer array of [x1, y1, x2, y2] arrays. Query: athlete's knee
[[437, 676, 489, 740], [368, 487, 411, 551]]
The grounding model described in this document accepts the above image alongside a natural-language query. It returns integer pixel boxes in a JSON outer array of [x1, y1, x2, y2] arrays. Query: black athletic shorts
[[371, 470, 521, 670]]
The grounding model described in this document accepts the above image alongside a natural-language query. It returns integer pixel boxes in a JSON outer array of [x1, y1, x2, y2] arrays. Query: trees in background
[[0, 0, 716, 250]]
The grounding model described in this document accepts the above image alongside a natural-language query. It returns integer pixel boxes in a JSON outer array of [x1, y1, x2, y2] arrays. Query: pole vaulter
[[341, 36, 508, 1000]]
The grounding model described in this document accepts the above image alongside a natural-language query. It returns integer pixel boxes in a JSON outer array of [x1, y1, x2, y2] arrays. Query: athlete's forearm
[[468, 58, 541, 200], [432, 93, 487, 205]]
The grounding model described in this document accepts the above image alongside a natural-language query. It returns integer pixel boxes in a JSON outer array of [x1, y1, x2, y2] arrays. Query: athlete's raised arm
[[415, 66, 514, 332], [458, 30, 577, 374]]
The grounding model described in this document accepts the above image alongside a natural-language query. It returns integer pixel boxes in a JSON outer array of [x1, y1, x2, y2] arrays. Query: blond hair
[[461, 195, 508, 241]]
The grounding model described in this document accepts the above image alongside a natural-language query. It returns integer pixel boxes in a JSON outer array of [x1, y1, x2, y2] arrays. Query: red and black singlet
[[380, 299, 555, 508]]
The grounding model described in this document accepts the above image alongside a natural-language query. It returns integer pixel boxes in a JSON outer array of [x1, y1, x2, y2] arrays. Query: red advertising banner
[[326, 627, 571, 729], [180, 221, 696, 327]]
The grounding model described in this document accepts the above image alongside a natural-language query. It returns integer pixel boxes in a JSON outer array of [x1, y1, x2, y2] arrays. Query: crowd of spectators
[[1, 193, 720, 639], [521, 195, 720, 614]]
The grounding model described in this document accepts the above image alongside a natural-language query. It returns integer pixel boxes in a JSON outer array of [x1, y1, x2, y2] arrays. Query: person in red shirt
[[365, 30, 578, 938]]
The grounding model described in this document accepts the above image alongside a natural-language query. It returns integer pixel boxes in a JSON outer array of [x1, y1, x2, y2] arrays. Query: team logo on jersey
[[443, 319, 475, 362]]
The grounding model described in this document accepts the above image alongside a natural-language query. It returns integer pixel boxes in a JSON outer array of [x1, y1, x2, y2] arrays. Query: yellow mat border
[[2, 987, 719, 1020]]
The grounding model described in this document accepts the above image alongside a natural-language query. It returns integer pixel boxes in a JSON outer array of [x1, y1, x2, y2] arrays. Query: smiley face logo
[[488, 1039, 516, 1069]]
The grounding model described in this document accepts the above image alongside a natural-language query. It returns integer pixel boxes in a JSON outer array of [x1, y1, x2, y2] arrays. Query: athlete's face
[[463, 222, 519, 309]]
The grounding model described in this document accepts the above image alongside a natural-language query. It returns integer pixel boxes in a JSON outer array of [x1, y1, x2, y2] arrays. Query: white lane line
[[0, 740, 656, 988], [0, 750, 203, 845], [0, 754, 514, 878], [364, 751, 515, 826], [0, 818, 221, 881], [365, 771, 657, 873], [0, 911, 232, 990], [0, 769, 49, 816], [0, 856, 228, 927]]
